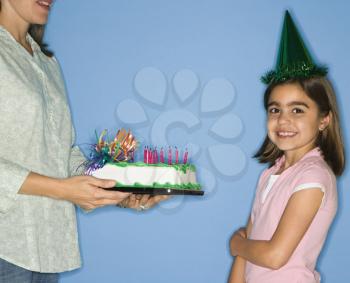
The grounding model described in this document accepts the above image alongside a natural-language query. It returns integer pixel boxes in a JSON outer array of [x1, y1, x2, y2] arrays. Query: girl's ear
[[319, 111, 331, 131]]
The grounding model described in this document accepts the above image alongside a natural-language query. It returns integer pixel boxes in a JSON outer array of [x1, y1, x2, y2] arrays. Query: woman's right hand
[[59, 176, 131, 211]]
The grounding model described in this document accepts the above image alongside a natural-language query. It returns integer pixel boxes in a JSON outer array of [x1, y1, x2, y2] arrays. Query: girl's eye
[[292, 108, 304, 114], [268, 108, 279, 114]]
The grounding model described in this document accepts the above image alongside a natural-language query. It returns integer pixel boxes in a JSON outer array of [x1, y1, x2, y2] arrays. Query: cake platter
[[108, 187, 204, 196]]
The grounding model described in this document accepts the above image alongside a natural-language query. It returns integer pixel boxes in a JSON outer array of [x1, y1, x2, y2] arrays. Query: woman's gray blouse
[[0, 26, 85, 272]]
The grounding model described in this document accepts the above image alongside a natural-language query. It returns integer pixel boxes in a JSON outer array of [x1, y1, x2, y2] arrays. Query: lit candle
[[160, 148, 164, 163], [168, 147, 172, 165], [183, 149, 188, 164]]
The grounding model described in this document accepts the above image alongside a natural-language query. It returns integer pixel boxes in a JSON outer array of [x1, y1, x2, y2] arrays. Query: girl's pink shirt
[[245, 148, 337, 283]]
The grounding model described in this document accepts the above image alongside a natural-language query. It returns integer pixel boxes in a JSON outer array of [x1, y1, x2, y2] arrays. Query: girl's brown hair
[[0, 2, 53, 57], [254, 77, 345, 176]]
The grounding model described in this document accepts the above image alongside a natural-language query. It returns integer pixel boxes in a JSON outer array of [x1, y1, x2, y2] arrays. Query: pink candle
[[148, 148, 152, 164], [175, 147, 179, 164], [183, 150, 188, 164], [160, 148, 164, 163], [144, 147, 147, 163], [168, 147, 172, 165], [154, 148, 158, 163]]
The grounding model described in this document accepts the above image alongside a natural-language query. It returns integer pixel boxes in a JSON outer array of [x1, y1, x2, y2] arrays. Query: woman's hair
[[254, 76, 345, 176], [28, 24, 53, 57], [0, 2, 53, 57]]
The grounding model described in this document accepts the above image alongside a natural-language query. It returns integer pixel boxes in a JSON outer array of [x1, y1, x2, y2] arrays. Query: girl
[[228, 11, 345, 283], [0, 0, 165, 282]]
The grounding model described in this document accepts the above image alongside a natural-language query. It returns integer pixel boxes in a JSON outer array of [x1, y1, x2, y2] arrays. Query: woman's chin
[[31, 17, 49, 26]]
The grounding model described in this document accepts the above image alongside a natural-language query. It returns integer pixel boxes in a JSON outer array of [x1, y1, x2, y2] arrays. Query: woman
[[0, 1, 165, 282]]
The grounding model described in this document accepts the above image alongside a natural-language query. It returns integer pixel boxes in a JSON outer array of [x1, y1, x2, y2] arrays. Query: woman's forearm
[[18, 172, 132, 210], [19, 172, 66, 199]]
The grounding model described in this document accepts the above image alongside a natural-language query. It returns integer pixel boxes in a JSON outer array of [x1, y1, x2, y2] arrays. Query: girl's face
[[1, 0, 53, 25], [267, 83, 329, 159]]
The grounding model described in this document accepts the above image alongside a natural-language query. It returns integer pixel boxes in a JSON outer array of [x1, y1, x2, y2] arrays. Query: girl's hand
[[230, 227, 246, 256], [60, 176, 131, 211], [236, 227, 247, 238], [118, 194, 170, 211]]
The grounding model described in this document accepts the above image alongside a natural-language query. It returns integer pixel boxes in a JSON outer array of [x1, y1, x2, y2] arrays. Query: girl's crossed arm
[[228, 218, 252, 283], [230, 188, 324, 270]]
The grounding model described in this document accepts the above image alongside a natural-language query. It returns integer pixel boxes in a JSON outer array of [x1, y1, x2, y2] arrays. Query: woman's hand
[[19, 172, 167, 212], [230, 227, 247, 256], [118, 194, 170, 211], [59, 175, 131, 211]]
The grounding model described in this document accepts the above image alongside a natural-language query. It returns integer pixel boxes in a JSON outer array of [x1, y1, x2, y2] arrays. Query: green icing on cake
[[105, 161, 196, 174], [115, 181, 201, 190]]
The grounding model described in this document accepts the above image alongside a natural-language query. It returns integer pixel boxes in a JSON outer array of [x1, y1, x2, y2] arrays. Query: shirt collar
[[274, 147, 322, 171], [0, 25, 41, 54], [26, 33, 41, 53]]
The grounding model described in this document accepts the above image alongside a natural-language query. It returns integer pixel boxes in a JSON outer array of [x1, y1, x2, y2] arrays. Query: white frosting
[[92, 163, 198, 186]]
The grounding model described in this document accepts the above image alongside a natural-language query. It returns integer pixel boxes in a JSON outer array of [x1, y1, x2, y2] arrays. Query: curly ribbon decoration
[[85, 129, 138, 174]]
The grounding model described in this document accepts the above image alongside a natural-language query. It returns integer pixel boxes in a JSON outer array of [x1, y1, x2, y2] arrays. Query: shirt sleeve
[[69, 145, 86, 176], [292, 162, 335, 208], [0, 157, 30, 214], [68, 126, 86, 176]]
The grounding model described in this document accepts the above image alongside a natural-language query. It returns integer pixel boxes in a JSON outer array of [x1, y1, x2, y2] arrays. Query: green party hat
[[261, 11, 328, 84]]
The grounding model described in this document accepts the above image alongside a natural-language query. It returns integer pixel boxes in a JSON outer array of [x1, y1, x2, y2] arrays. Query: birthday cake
[[85, 129, 201, 192], [91, 162, 200, 190]]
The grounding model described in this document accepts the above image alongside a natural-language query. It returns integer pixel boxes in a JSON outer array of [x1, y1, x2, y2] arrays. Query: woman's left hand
[[230, 227, 246, 256], [118, 194, 170, 211]]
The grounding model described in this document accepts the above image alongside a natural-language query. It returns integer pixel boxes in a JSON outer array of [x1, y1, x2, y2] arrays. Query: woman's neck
[[0, 10, 30, 47]]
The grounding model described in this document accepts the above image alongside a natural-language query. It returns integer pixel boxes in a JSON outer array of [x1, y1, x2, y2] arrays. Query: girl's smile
[[276, 131, 297, 137]]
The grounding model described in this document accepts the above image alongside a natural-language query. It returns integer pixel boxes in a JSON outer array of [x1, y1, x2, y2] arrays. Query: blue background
[[46, 1, 350, 282]]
